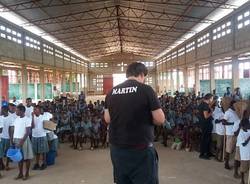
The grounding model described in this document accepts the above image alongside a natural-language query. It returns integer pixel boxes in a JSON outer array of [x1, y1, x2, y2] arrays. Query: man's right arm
[[152, 108, 165, 126], [146, 86, 165, 126], [104, 94, 111, 124]]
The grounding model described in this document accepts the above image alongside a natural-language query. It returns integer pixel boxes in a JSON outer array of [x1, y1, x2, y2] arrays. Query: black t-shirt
[[105, 79, 161, 146], [198, 102, 210, 119], [198, 101, 212, 125]]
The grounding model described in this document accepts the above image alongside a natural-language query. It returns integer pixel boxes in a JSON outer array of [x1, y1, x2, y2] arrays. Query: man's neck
[[127, 77, 142, 83]]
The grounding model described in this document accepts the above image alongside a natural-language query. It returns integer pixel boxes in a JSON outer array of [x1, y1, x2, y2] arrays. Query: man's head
[[126, 62, 148, 83], [203, 93, 213, 104], [227, 87, 231, 92]]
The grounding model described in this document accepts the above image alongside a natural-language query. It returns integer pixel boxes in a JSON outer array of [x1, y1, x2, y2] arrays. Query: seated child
[[171, 124, 184, 150], [80, 116, 92, 148], [90, 116, 101, 150]]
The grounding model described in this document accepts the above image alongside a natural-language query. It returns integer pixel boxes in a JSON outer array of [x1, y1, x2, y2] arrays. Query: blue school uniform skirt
[[50, 138, 59, 152], [32, 136, 49, 154], [1, 138, 10, 156], [13, 138, 34, 160]]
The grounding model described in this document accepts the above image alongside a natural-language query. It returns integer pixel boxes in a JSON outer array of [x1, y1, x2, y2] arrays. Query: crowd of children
[[0, 90, 249, 183], [157, 91, 250, 184], [0, 94, 108, 180]]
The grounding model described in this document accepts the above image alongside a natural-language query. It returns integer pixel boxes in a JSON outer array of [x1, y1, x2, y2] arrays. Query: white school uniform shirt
[[213, 107, 225, 135], [43, 112, 53, 134], [13, 116, 31, 139], [25, 106, 34, 119], [32, 115, 47, 138], [238, 129, 250, 161], [8, 112, 17, 123], [13, 100, 20, 106], [224, 108, 240, 136], [43, 112, 53, 121], [0, 115, 14, 139]]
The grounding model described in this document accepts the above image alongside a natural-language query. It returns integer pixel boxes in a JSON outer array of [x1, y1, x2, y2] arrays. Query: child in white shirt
[[238, 118, 250, 184], [223, 101, 240, 170], [213, 106, 225, 162], [13, 105, 34, 180], [0, 106, 14, 171], [25, 98, 33, 119], [31, 105, 49, 170]]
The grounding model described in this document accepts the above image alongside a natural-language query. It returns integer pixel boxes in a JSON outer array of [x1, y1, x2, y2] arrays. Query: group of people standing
[[0, 98, 58, 180], [198, 93, 250, 184]]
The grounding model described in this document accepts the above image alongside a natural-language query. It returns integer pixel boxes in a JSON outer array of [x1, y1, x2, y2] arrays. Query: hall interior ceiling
[[0, 0, 235, 61]]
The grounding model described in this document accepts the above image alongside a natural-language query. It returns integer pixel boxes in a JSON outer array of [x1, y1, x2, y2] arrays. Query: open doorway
[[113, 73, 127, 86]]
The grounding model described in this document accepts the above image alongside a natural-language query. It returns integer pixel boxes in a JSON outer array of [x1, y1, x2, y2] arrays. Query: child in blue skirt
[[13, 104, 34, 180], [31, 105, 49, 170]]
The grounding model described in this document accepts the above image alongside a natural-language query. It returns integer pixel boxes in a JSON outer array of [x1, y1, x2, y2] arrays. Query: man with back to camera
[[104, 62, 165, 184]]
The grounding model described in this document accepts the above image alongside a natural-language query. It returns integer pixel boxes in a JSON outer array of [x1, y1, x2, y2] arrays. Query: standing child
[[0, 106, 14, 171], [213, 105, 225, 162], [238, 117, 250, 184], [223, 101, 240, 169], [13, 104, 34, 180], [31, 105, 49, 170], [25, 98, 33, 119]]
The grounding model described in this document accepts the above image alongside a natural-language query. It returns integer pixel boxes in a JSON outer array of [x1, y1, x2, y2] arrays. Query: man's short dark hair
[[126, 62, 148, 78], [17, 104, 26, 113], [203, 93, 213, 100]]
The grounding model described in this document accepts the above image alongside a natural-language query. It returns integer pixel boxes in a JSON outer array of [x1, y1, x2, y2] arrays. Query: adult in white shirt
[[13, 104, 33, 180], [212, 106, 225, 162], [25, 98, 33, 119], [237, 119, 250, 184], [223, 101, 240, 170], [0, 106, 14, 170], [31, 105, 49, 170]]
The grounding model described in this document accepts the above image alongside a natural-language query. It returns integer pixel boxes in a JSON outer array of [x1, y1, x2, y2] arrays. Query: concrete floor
[[0, 143, 241, 184]]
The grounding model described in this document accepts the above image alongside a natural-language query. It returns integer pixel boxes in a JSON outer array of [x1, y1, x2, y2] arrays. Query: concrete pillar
[[209, 61, 215, 93], [75, 73, 78, 94], [61, 71, 66, 93], [183, 67, 188, 95], [40, 67, 45, 101], [21, 64, 27, 103], [80, 73, 84, 92], [52, 69, 56, 98], [195, 64, 200, 95], [176, 69, 180, 91], [232, 56, 239, 90], [69, 72, 73, 95], [170, 70, 174, 95]]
